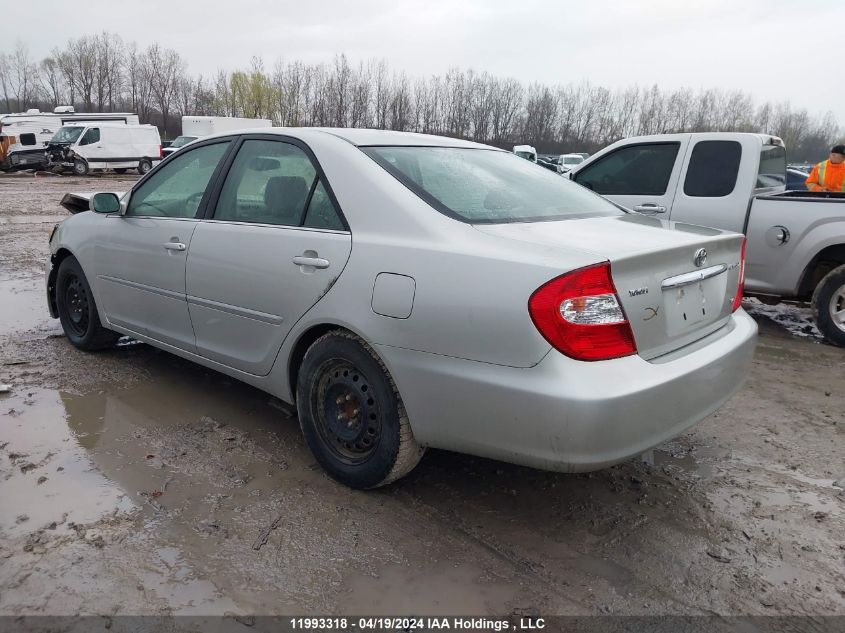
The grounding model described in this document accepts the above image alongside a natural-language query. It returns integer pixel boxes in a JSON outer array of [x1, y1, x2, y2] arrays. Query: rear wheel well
[[47, 248, 75, 316], [798, 245, 845, 300], [287, 324, 351, 402]]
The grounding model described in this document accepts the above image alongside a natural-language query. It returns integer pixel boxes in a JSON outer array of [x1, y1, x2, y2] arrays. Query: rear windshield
[[363, 146, 622, 224], [757, 145, 787, 188]]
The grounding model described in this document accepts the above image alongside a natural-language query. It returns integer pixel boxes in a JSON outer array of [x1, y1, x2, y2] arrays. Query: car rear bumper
[[377, 309, 757, 472]]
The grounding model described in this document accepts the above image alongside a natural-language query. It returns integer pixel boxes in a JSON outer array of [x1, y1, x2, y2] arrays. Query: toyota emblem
[[693, 248, 707, 267]]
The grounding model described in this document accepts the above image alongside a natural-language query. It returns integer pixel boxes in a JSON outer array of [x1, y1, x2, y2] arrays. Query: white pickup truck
[[566, 132, 845, 346]]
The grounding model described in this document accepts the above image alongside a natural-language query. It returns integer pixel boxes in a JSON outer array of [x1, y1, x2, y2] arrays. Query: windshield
[[364, 146, 623, 224], [51, 126, 84, 144], [170, 135, 198, 148]]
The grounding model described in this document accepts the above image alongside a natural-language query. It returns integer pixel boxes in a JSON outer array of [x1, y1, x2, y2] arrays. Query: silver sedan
[[46, 129, 757, 488]]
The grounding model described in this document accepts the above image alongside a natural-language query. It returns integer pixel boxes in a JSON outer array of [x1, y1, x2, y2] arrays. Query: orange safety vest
[[0, 134, 17, 163], [806, 159, 845, 192]]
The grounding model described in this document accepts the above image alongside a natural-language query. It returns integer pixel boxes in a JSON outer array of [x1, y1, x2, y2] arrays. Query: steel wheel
[[314, 359, 382, 464], [63, 274, 91, 338], [829, 283, 845, 334]]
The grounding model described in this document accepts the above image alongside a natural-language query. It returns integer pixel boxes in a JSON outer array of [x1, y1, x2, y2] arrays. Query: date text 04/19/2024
[[289, 617, 546, 630]]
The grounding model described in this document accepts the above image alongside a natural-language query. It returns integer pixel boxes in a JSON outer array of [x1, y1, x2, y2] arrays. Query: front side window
[[575, 143, 680, 195], [79, 128, 100, 146], [757, 145, 787, 188], [126, 142, 229, 218], [214, 139, 319, 227], [683, 140, 742, 197], [364, 146, 621, 223]]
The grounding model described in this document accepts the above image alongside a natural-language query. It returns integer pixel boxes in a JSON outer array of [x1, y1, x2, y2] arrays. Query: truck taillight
[[159, 145, 163, 159], [528, 263, 637, 361], [731, 238, 747, 312]]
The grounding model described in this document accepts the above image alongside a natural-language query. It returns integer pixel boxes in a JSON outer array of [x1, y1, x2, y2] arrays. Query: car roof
[[202, 126, 496, 150]]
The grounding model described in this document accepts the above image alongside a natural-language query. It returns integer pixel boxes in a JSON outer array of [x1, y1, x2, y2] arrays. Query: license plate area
[[662, 270, 727, 337]]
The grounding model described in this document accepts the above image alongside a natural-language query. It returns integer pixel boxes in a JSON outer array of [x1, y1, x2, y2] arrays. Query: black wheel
[[114, 168, 127, 174], [137, 159, 152, 175], [72, 158, 89, 176], [55, 257, 120, 351], [296, 330, 424, 489], [812, 264, 845, 347]]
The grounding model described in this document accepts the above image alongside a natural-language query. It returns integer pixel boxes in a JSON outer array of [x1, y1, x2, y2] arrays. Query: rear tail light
[[731, 238, 747, 312], [159, 145, 163, 159], [528, 263, 637, 361]]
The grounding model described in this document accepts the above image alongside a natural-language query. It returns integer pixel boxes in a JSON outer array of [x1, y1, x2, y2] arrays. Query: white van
[[0, 107, 140, 171], [47, 123, 162, 175]]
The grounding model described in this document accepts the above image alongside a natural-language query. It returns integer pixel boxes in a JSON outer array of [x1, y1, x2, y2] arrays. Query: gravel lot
[[1, 173, 843, 619]]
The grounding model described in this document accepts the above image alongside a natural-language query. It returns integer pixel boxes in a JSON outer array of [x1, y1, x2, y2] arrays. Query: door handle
[[163, 242, 186, 251], [632, 204, 667, 214], [292, 255, 330, 269]]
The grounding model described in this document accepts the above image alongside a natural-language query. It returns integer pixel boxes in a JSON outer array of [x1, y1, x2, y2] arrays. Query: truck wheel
[[55, 256, 120, 351], [811, 264, 845, 347], [72, 159, 89, 176], [137, 160, 152, 175], [296, 330, 425, 489]]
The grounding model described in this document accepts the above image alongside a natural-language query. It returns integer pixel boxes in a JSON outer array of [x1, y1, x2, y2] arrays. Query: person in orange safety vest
[[806, 145, 845, 192], [0, 121, 18, 165]]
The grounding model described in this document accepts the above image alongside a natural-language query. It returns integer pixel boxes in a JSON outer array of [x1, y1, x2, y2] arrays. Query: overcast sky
[[8, 0, 842, 116]]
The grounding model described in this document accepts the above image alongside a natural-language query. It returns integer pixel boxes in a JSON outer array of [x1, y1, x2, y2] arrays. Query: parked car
[[46, 123, 162, 175], [786, 167, 808, 191], [558, 153, 586, 172], [162, 116, 272, 157], [513, 144, 537, 162], [0, 107, 140, 171], [566, 132, 845, 345], [48, 129, 756, 488], [161, 135, 199, 158]]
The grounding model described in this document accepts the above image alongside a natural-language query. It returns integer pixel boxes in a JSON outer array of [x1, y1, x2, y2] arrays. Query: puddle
[[0, 388, 137, 538], [0, 276, 61, 337]]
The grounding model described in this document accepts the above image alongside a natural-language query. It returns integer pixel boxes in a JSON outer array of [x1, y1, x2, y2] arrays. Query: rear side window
[[683, 141, 741, 197], [214, 139, 345, 230], [79, 128, 100, 146], [364, 146, 620, 223], [757, 145, 787, 188], [574, 143, 679, 195]]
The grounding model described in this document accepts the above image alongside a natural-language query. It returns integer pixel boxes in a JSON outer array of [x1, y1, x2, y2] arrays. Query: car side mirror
[[91, 192, 121, 214], [19, 133, 37, 146]]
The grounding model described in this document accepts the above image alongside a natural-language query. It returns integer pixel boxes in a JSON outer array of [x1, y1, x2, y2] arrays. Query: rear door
[[572, 140, 688, 216], [667, 136, 759, 233], [185, 135, 351, 375]]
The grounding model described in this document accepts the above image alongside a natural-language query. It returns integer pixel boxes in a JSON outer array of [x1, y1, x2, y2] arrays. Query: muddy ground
[[0, 173, 843, 619]]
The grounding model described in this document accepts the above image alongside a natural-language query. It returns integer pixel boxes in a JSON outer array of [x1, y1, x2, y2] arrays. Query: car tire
[[114, 168, 127, 174], [55, 256, 120, 351], [811, 264, 845, 347], [137, 159, 152, 175], [296, 330, 425, 489], [72, 158, 89, 176]]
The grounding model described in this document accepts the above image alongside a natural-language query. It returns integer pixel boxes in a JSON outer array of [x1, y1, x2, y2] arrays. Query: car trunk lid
[[475, 214, 745, 360]]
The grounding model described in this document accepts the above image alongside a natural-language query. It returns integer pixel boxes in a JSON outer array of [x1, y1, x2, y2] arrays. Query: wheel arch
[[47, 247, 78, 318], [797, 243, 845, 300]]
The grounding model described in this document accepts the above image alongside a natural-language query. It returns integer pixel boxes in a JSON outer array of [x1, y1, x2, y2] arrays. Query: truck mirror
[[91, 192, 121, 214], [19, 133, 37, 146]]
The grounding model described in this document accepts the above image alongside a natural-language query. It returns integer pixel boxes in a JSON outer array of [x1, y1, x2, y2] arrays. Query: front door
[[94, 140, 232, 351], [571, 141, 687, 216], [186, 137, 352, 375]]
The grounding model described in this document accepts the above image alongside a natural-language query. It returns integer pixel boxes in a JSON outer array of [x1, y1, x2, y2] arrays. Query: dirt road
[[1, 173, 843, 618]]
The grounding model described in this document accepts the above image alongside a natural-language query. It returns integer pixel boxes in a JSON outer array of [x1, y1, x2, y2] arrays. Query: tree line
[[0, 33, 840, 161]]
